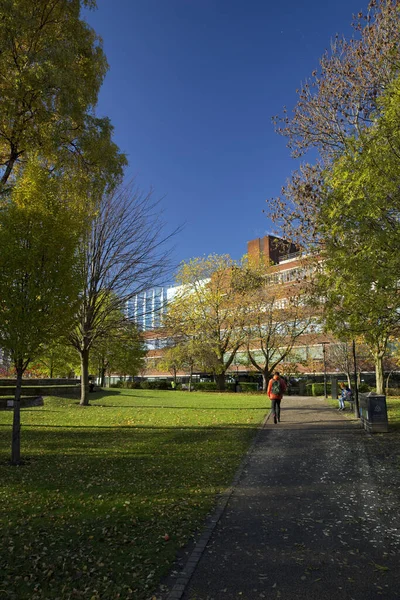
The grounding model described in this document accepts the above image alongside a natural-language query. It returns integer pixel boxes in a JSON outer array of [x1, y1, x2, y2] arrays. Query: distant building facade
[[123, 235, 334, 382]]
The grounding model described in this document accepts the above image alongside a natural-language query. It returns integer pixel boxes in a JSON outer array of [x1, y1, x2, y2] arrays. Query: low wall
[[0, 385, 80, 398], [0, 378, 79, 386], [0, 396, 44, 410]]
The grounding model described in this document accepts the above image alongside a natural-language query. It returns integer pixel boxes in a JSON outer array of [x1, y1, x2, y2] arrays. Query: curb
[[165, 409, 272, 600]]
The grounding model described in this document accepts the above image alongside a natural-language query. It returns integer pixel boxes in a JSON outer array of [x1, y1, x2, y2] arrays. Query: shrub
[[239, 382, 259, 393], [195, 382, 217, 391], [126, 381, 139, 389], [358, 383, 371, 393], [307, 383, 332, 396], [225, 382, 236, 392], [138, 379, 170, 390], [385, 388, 400, 396], [153, 379, 169, 390], [111, 380, 125, 388]]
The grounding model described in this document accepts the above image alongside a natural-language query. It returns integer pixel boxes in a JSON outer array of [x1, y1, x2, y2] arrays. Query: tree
[[69, 182, 174, 405], [36, 340, 80, 378], [314, 81, 400, 394], [239, 260, 315, 391], [267, 2, 400, 394], [269, 0, 400, 248], [157, 339, 204, 391], [165, 255, 250, 391], [0, 161, 82, 464], [106, 322, 146, 381], [325, 342, 355, 388], [0, 0, 125, 196], [383, 340, 400, 390]]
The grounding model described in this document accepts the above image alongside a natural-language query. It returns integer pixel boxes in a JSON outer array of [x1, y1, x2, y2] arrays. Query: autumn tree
[[324, 342, 374, 389], [157, 339, 205, 390], [315, 77, 400, 393], [69, 182, 174, 405], [165, 255, 250, 391], [0, 161, 82, 464], [268, 1, 400, 394], [0, 0, 125, 197], [99, 321, 146, 382], [37, 340, 80, 378], [238, 260, 315, 391], [269, 0, 400, 248]]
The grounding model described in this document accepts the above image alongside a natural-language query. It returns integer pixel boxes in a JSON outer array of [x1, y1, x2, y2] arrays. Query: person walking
[[267, 371, 287, 424]]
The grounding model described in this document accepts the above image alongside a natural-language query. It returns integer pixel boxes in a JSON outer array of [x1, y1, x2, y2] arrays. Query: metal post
[[352, 339, 360, 418], [322, 342, 328, 399]]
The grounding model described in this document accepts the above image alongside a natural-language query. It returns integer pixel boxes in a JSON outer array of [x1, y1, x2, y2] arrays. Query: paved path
[[163, 396, 400, 600]]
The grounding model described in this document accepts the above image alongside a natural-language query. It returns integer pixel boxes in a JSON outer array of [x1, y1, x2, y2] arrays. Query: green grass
[[387, 397, 400, 430], [0, 389, 268, 600]]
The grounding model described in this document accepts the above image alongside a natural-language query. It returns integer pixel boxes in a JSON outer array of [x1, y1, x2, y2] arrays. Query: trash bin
[[359, 392, 388, 433]]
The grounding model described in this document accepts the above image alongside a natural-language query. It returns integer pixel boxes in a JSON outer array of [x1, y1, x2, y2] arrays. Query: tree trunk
[[100, 366, 106, 387], [346, 373, 351, 389], [11, 365, 23, 465], [262, 372, 268, 392], [188, 366, 193, 392], [215, 373, 225, 391], [386, 370, 393, 391], [80, 348, 90, 406], [375, 354, 384, 395]]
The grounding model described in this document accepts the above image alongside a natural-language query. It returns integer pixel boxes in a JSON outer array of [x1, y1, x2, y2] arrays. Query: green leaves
[[0, 0, 126, 195]]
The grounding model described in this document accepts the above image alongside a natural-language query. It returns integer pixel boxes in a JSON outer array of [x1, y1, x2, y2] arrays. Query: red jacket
[[267, 377, 287, 400]]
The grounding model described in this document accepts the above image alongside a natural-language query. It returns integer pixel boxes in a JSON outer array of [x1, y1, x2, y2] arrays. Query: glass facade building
[[125, 285, 178, 331]]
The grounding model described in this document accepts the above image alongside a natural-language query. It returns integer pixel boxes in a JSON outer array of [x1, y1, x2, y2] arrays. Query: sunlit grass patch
[[0, 389, 267, 600], [386, 397, 400, 430]]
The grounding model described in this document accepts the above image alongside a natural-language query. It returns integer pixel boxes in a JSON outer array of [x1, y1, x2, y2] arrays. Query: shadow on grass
[[0, 422, 261, 430], [88, 404, 267, 410]]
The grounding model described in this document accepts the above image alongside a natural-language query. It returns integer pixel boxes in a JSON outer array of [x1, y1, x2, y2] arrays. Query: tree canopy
[[267, 1, 400, 393], [0, 0, 126, 196], [0, 160, 83, 463]]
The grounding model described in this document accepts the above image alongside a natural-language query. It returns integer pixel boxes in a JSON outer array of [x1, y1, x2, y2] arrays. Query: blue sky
[[84, 0, 364, 266]]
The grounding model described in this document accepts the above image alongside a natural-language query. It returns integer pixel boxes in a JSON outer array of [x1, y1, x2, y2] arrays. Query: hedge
[[239, 382, 259, 393], [194, 382, 217, 391], [306, 382, 332, 396]]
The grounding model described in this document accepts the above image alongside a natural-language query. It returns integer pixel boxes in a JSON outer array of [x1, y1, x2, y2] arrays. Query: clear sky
[[84, 0, 364, 266]]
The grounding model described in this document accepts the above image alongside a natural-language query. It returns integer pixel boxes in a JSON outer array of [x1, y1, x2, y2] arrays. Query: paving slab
[[161, 396, 400, 600]]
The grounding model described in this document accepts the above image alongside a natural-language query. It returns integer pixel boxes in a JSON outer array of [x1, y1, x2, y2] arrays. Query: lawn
[[0, 389, 268, 600], [387, 396, 400, 430]]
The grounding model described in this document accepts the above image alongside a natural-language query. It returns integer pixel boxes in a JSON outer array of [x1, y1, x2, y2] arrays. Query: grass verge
[[326, 395, 400, 431], [0, 389, 268, 600]]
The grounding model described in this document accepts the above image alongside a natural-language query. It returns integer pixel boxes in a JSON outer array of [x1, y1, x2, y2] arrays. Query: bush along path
[[161, 396, 400, 600]]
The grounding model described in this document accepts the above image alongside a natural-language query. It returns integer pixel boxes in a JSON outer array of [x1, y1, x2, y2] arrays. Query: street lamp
[[352, 339, 360, 418], [321, 342, 329, 399]]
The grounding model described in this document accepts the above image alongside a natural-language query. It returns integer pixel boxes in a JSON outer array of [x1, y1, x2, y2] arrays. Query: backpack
[[271, 379, 281, 395], [345, 389, 353, 402]]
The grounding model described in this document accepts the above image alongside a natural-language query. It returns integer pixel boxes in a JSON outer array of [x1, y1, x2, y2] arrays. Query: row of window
[[126, 265, 314, 332], [125, 287, 170, 330]]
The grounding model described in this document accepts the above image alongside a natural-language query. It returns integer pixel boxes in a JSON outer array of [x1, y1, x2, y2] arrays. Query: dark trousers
[[271, 399, 281, 420]]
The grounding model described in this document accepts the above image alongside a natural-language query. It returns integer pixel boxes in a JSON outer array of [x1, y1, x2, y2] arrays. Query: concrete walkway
[[162, 396, 400, 600]]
